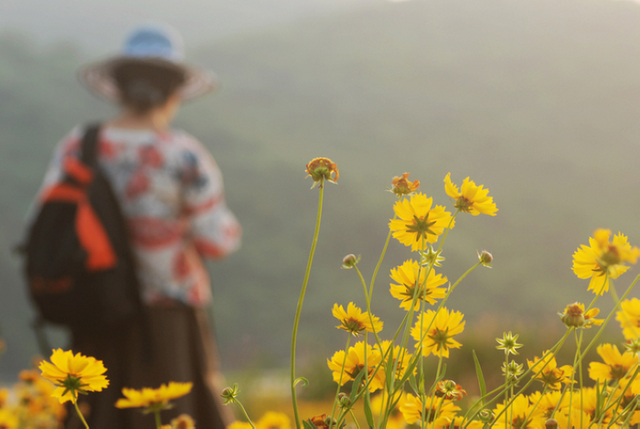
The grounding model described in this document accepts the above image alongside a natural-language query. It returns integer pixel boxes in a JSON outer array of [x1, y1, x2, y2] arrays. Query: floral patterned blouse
[[35, 125, 242, 307]]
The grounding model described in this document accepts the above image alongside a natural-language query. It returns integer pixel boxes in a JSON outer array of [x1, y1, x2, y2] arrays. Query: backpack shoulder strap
[[80, 124, 102, 167]]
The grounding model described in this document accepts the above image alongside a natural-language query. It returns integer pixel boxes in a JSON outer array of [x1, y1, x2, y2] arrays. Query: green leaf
[[472, 350, 486, 405], [408, 373, 419, 395], [363, 392, 374, 428], [294, 377, 309, 388], [303, 420, 316, 429], [350, 368, 367, 403]]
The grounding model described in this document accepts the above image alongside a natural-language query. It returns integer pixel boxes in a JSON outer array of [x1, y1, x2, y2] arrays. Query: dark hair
[[112, 61, 186, 114]]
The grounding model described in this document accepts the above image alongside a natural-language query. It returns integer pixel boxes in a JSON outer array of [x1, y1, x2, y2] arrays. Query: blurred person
[[30, 23, 241, 428]]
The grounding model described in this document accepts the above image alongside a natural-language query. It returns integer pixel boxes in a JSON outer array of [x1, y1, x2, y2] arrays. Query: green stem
[[72, 392, 90, 429], [290, 182, 325, 429], [234, 399, 257, 429], [329, 335, 352, 427], [154, 410, 162, 429], [355, 266, 383, 348]]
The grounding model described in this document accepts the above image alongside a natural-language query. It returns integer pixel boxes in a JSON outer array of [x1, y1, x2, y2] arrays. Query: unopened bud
[[341, 254, 360, 269], [338, 392, 352, 408], [478, 409, 494, 423], [220, 384, 239, 405], [478, 250, 493, 267], [545, 418, 558, 429], [560, 303, 585, 328]]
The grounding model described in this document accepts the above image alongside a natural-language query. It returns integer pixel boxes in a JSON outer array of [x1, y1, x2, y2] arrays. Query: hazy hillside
[[2, 0, 640, 378]]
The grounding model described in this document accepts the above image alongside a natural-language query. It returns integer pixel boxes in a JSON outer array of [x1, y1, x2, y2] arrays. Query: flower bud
[[338, 392, 352, 408], [220, 384, 239, 405], [478, 250, 493, 267], [545, 418, 558, 429], [560, 302, 585, 328], [478, 409, 494, 423], [341, 254, 360, 269]]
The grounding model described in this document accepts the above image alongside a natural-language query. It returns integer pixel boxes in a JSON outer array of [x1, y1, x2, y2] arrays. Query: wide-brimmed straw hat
[[79, 23, 217, 102]]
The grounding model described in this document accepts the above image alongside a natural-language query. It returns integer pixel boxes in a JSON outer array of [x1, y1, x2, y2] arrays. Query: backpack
[[23, 124, 143, 334]]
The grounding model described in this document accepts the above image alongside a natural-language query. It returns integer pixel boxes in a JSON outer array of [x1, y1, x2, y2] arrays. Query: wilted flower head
[[444, 173, 497, 216], [572, 229, 639, 295], [559, 302, 602, 329], [434, 380, 467, 401], [305, 157, 339, 188], [390, 172, 420, 196]]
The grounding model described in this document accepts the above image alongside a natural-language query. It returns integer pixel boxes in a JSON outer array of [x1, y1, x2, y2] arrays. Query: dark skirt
[[66, 305, 233, 429]]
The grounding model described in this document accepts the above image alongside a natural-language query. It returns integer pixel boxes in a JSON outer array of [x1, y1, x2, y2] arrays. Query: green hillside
[[1, 0, 640, 377]]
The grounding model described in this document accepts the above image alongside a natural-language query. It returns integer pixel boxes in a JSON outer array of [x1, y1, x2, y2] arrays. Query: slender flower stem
[[154, 410, 162, 429], [290, 182, 325, 429], [329, 335, 352, 427], [234, 399, 256, 429], [72, 392, 90, 429], [355, 265, 383, 348]]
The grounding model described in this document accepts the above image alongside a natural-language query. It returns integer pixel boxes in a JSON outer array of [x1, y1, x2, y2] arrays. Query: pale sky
[[0, 0, 370, 53]]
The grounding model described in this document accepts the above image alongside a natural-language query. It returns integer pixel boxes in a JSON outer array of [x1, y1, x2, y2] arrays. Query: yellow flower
[[115, 382, 193, 410], [492, 394, 546, 428], [390, 260, 447, 311], [411, 307, 465, 358], [553, 408, 592, 429], [0, 408, 18, 429], [399, 393, 460, 425], [305, 157, 339, 188], [228, 422, 254, 429], [170, 414, 196, 429], [327, 341, 385, 393], [559, 302, 603, 329], [256, 411, 291, 429], [572, 387, 615, 425], [572, 229, 639, 295], [617, 298, 640, 340], [528, 390, 570, 418], [374, 340, 413, 381], [38, 349, 108, 404], [389, 193, 454, 251], [444, 173, 497, 216], [332, 302, 383, 336], [390, 172, 420, 196], [588, 343, 638, 382], [433, 416, 483, 429], [527, 351, 573, 390], [370, 393, 405, 429]]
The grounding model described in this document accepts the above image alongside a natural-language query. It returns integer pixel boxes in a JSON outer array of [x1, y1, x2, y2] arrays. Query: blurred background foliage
[[1, 0, 639, 401]]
